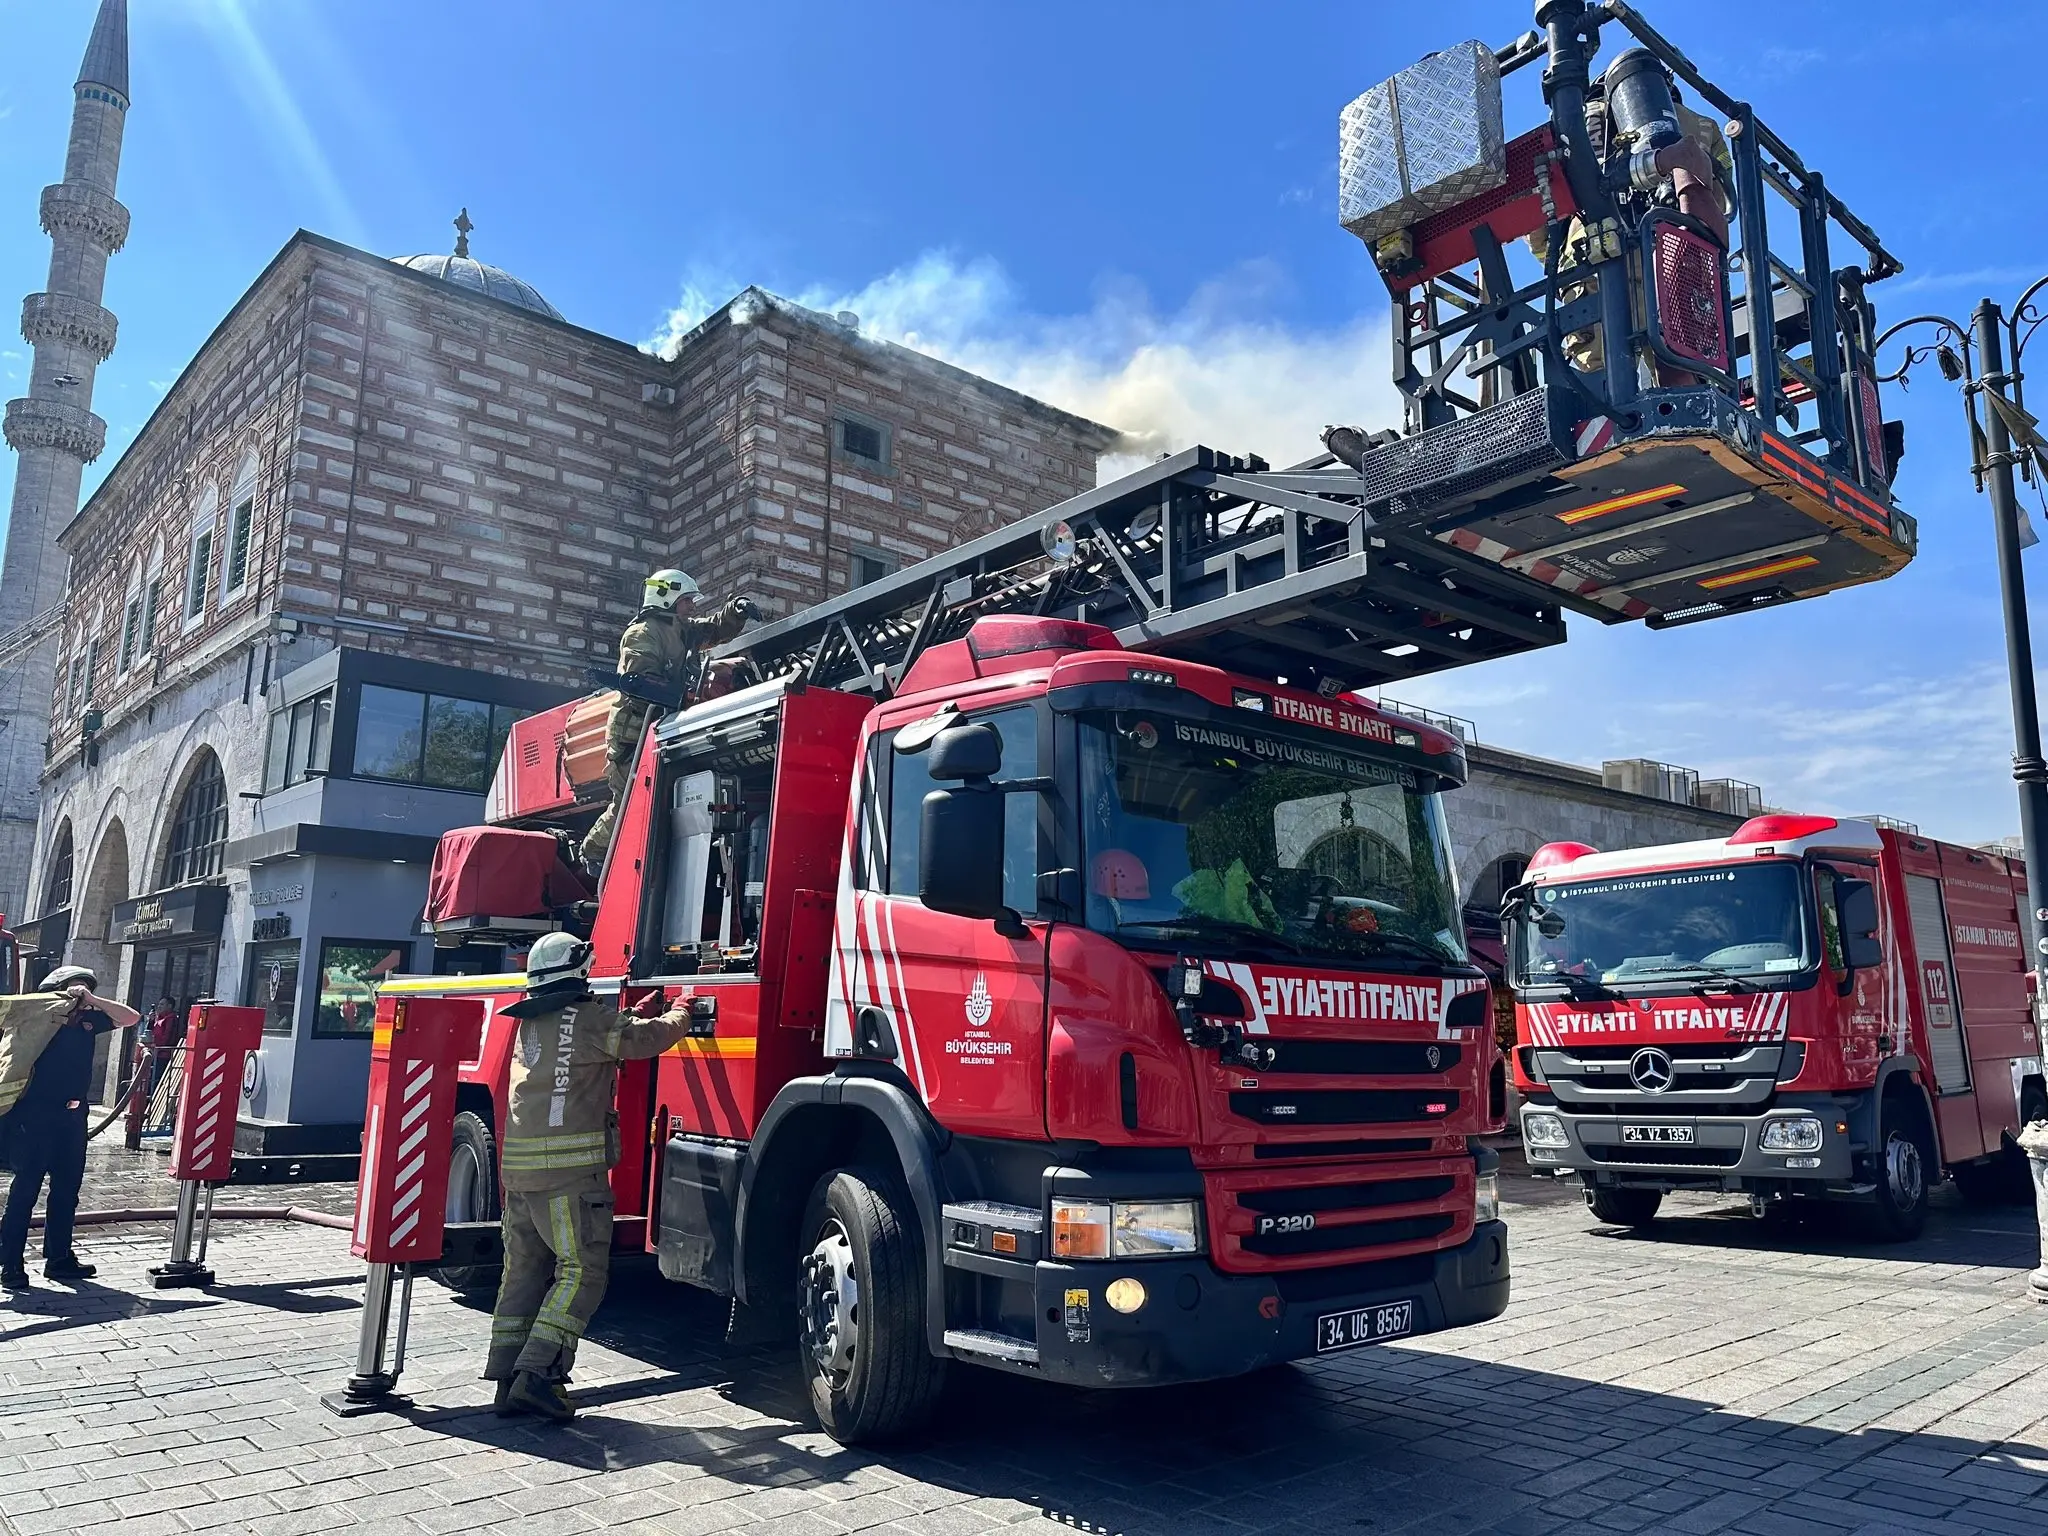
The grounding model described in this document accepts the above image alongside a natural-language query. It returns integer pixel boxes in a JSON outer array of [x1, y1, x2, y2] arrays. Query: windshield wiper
[[1526, 968, 1615, 998], [1628, 960, 1751, 991], [1347, 931, 1456, 968], [1117, 916, 1303, 954]]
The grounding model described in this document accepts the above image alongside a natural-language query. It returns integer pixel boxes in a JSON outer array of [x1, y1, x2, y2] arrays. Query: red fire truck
[[1506, 815, 2048, 1239], [404, 592, 1512, 1442], [380, 0, 1922, 1440]]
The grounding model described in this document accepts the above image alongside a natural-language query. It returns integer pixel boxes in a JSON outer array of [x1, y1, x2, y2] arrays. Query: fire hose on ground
[[27, 1205, 354, 1232]]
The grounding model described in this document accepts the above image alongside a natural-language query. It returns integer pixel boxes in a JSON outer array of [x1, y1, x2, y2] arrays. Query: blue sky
[[3, 0, 2048, 842]]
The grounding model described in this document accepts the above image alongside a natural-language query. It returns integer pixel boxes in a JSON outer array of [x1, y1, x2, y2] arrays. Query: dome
[[390, 252, 563, 321]]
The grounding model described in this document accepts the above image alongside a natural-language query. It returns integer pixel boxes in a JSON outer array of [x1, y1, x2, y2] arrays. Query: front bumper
[[1521, 1098, 1855, 1184], [1021, 1220, 1509, 1387]]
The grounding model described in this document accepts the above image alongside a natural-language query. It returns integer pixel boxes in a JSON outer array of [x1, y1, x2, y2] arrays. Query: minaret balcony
[[21, 292, 117, 361], [38, 181, 129, 255], [3, 396, 106, 463]]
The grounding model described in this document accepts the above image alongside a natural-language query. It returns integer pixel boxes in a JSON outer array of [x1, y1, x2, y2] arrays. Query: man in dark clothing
[[0, 965, 139, 1288]]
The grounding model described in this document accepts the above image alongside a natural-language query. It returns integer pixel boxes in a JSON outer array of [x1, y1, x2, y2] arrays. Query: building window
[[66, 650, 86, 713], [44, 822, 74, 913], [224, 499, 255, 593], [836, 415, 890, 470], [314, 940, 409, 1038], [245, 939, 302, 1036], [352, 685, 521, 792], [84, 637, 101, 702], [119, 591, 142, 670], [161, 750, 229, 886], [263, 690, 334, 793], [851, 550, 898, 588], [184, 524, 214, 621], [225, 451, 258, 596], [139, 577, 162, 656]]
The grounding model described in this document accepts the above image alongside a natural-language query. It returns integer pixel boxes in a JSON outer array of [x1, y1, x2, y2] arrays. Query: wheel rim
[[1886, 1131, 1924, 1208], [445, 1143, 480, 1225], [800, 1218, 860, 1382]]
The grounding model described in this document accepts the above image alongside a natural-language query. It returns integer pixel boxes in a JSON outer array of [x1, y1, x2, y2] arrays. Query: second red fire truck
[[1506, 816, 2047, 1238]]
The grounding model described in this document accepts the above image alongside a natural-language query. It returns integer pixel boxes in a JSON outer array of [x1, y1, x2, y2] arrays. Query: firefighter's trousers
[[485, 1171, 615, 1382], [577, 754, 634, 870]]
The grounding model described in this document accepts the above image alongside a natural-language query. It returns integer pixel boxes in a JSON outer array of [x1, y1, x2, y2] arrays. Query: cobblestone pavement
[[0, 1151, 2042, 1536]]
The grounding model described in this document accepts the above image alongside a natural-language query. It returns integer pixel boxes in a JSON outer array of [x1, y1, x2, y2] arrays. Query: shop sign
[[252, 914, 293, 942], [111, 885, 230, 946]]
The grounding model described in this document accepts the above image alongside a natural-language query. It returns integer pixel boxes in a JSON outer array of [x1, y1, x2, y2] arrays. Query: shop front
[[108, 884, 230, 1094]]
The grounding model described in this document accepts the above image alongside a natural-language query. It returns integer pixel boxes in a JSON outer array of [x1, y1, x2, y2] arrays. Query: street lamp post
[[1968, 304, 2048, 1009], [1883, 290, 2048, 1299]]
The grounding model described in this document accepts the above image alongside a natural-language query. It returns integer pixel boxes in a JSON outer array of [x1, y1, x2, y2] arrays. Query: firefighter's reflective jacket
[[604, 600, 753, 761], [497, 993, 690, 1193], [0, 995, 76, 1117]]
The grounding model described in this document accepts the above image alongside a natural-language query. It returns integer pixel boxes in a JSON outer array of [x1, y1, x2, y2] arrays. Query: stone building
[[17, 216, 1116, 1135]]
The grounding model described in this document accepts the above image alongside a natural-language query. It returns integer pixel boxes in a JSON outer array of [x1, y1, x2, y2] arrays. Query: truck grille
[[1230, 1089, 1459, 1127], [1585, 1143, 1741, 1168], [1206, 1158, 1472, 1274], [1259, 1040, 1461, 1076]]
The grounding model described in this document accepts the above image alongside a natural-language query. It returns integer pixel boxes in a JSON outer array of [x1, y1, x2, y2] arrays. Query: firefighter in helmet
[[484, 932, 693, 1422], [579, 570, 758, 871]]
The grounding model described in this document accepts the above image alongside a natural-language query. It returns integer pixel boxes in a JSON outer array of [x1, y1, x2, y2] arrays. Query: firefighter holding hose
[[482, 933, 692, 1422]]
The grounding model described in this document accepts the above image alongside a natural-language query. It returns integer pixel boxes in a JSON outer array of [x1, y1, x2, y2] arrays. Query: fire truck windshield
[[1512, 862, 1812, 990], [1077, 711, 1466, 968]]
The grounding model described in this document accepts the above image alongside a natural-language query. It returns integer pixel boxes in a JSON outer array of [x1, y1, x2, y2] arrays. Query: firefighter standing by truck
[[484, 932, 693, 1422], [578, 570, 758, 871]]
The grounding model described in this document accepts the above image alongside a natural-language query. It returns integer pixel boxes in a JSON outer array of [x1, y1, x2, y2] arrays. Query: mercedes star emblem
[[1628, 1046, 1675, 1094]]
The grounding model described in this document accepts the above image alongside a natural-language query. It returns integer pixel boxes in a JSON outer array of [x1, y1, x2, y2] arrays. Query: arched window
[[44, 822, 74, 913], [162, 751, 229, 886], [223, 449, 259, 597]]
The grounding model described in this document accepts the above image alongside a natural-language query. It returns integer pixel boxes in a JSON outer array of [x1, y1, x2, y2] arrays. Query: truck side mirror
[[1838, 878, 1882, 970], [919, 786, 1005, 920], [927, 722, 1004, 781]]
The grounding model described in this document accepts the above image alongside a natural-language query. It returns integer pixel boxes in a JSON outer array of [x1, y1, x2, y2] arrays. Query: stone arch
[[72, 816, 129, 994], [41, 817, 75, 916], [139, 711, 241, 889], [1457, 825, 1548, 906], [156, 745, 230, 889]]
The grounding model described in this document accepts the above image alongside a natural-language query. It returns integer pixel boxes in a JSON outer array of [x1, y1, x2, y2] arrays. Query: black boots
[[43, 1253, 96, 1281]]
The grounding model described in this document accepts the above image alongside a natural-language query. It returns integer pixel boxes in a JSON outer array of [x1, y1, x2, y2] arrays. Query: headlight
[[1760, 1117, 1823, 1152], [1473, 1171, 1501, 1224], [1051, 1198, 1204, 1259], [1523, 1110, 1569, 1149]]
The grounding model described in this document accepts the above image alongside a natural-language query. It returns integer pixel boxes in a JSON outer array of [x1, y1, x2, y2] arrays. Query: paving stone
[[2, 1156, 2043, 1536]]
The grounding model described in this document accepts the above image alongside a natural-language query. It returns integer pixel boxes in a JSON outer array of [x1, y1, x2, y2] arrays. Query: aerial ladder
[[716, 0, 1911, 702]]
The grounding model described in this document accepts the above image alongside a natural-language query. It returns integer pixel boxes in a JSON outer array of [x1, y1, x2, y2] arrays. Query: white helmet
[[524, 932, 593, 994], [643, 569, 700, 612]]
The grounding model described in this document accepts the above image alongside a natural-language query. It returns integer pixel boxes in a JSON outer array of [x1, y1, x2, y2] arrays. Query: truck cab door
[[832, 703, 1049, 1140]]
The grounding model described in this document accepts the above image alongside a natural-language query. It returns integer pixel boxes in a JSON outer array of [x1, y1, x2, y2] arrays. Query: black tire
[[1585, 1185, 1662, 1227], [431, 1109, 502, 1297], [1857, 1092, 1932, 1242], [797, 1167, 946, 1446]]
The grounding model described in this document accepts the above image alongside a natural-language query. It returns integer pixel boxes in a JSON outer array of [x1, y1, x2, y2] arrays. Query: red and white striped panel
[[384, 1058, 438, 1249]]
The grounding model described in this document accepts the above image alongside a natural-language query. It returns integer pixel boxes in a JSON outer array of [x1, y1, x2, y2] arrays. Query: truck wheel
[[797, 1167, 945, 1446], [1585, 1186, 1661, 1227], [431, 1110, 502, 1297], [1858, 1094, 1931, 1243]]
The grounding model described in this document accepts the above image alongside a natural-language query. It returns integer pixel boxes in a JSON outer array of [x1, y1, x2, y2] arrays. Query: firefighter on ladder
[[578, 570, 757, 874], [484, 933, 692, 1422]]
